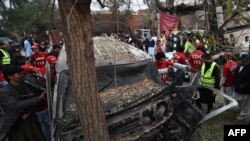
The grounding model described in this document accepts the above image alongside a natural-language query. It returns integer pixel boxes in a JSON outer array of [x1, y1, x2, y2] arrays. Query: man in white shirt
[[239, 36, 250, 57], [23, 37, 32, 59], [151, 33, 158, 43]]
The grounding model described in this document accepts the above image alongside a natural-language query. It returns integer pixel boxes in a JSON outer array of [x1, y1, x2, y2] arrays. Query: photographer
[[0, 65, 46, 141]]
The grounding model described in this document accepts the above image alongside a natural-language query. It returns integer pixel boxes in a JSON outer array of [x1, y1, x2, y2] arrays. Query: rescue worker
[[196, 53, 220, 113], [39, 55, 57, 85], [36, 56, 57, 141], [220, 52, 237, 105], [155, 52, 189, 85], [188, 43, 204, 81], [155, 40, 162, 54], [173, 47, 187, 65], [21, 56, 56, 141], [21, 64, 40, 75], [0, 41, 11, 65], [184, 34, 195, 55], [0, 55, 8, 90], [31, 44, 47, 68]]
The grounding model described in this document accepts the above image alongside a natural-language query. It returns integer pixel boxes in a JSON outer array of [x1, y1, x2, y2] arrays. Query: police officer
[[196, 53, 221, 113], [0, 41, 11, 65]]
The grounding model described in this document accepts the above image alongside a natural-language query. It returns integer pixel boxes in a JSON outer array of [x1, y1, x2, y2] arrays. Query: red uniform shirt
[[31, 52, 47, 68], [223, 60, 237, 87], [173, 52, 186, 64], [189, 50, 204, 72], [155, 60, 174, 82], [155, 44, 162, 53], [36, 66, 56, 112], [0, 71, 5, 88], [39, 66, 56, 82]]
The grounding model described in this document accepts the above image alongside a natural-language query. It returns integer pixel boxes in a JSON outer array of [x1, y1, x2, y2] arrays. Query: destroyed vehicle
[[49, 37, 205, 141]]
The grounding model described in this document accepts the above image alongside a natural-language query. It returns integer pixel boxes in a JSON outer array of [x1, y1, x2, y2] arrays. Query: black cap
[[2, 65, 23, 77], [53, 44, 61, 49]]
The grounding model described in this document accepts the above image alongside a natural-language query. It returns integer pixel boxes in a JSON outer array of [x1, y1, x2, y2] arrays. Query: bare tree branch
[[155, 0, 172, 13], [48, 0, 56, 31], [21, 0, 51, 32], [97, 0, 105, 8], [0, 0, 6, 10], [124, 0, 131, 14]]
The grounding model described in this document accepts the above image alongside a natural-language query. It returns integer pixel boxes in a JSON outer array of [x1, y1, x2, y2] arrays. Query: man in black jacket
[[0, 65, 46, 141], [196, 53, 221, 113], [234, 55, 250, 120]]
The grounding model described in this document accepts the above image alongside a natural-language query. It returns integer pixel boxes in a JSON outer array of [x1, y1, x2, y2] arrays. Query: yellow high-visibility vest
[[0, 49, 11, 65], [200, 62, 217, 88]]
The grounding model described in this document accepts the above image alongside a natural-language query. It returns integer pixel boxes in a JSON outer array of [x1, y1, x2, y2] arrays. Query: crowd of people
[[140, 30, 250, 120], [0, 29, 250, 140], [0, 34, 62, 141]]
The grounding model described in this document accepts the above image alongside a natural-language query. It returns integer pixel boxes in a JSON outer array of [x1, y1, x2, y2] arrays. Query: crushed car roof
[[56, 37, 152, 72]]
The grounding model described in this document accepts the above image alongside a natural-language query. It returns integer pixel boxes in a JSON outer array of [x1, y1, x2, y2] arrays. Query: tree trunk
[[57, 0, 110, 141]]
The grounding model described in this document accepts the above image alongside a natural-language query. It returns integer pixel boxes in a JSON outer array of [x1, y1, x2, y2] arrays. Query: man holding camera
[[0, 65, 46, 141]]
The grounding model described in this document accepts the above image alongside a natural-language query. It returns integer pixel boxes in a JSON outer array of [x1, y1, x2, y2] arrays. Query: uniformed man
[[196, 53, 221, 113], [0, 41, 11, 65]]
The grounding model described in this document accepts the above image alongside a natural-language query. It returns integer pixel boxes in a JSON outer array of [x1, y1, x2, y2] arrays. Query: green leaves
[[0, 0, 59, 34]]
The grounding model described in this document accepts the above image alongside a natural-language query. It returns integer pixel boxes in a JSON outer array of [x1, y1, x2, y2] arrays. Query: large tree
[[57, 0, 110, 141]]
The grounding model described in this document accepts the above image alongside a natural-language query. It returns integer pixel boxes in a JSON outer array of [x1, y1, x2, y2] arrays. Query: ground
[[191, 96, 249, 141]]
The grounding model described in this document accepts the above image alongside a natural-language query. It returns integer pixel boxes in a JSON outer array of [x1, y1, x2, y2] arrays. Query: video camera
[[19, 74, 46, 99]]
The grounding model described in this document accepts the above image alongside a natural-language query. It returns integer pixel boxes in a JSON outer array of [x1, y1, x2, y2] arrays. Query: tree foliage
[[0, 0, 60, 36]]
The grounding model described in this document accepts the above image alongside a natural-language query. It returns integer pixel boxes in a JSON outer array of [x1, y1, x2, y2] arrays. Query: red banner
[[160, 13, 179, 36]]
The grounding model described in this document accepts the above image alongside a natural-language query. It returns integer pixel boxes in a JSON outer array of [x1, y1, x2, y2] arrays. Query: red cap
[[46, 55, 57, 64], [31, 45, 39, 50], [32, 67, 40, 72], [21, 64, 40, 73], [195, 43, 202, 49]]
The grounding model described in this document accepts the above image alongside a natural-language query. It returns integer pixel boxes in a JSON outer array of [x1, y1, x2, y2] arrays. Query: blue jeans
[[36, 109, 51, 141]]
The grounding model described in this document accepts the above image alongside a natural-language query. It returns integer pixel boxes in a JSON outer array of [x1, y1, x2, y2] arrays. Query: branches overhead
[[0, 0, 6, 10], [155, 0, 173, 13], [0, 0, 61, 35], [21, 0, 51, 32], [97, 0, 105, 8]]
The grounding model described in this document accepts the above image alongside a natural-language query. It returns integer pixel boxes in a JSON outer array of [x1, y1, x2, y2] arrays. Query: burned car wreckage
[[45, 37, 204, 141], [20, 37, 236, 141]]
